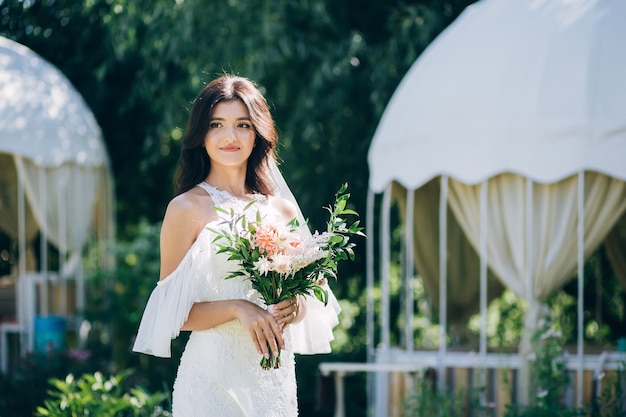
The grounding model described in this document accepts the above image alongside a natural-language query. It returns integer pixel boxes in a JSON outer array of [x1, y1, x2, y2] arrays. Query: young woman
[[133, 74, 340, 416]]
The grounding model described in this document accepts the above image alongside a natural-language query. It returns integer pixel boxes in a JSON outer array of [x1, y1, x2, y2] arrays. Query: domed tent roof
[[0, 37, 115, 366], [368, 0, 626, 192], [0, 36, 108, 167]]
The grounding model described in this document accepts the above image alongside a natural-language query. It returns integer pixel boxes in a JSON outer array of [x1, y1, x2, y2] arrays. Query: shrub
[[35, 370, 170, 417]]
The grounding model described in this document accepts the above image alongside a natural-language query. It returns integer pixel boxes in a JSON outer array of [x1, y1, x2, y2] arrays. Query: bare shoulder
[[159, 186, 216, 279], [267, 195, 299, 224], [164, 187, 217, 235]]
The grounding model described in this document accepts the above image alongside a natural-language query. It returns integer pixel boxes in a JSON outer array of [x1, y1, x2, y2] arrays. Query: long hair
[[173, 75, 277, 196]]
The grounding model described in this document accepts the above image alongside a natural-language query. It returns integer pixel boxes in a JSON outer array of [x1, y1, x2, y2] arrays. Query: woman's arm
[[183, 299, 285, 359]]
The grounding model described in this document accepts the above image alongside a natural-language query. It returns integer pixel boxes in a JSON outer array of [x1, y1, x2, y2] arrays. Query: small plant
[[504, 316, 584, 417], [594, 361, 626, 417], [403, 368, 483, 416], [35, 370, 170, 417], [0, 349, 96, 417]]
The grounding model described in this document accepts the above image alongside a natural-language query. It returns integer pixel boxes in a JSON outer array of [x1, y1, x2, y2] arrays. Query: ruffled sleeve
[[132, 247, 199, 358], [289, 282, 341, 355]]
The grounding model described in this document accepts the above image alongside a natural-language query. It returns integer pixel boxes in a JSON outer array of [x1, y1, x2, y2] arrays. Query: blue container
[[34, 316, 66, 355]]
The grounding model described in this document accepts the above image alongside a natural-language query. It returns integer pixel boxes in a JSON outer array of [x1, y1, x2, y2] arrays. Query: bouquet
[[210, 184, 364, 369]]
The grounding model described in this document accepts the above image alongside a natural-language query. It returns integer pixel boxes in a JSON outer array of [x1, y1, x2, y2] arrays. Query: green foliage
[[553, 245, 626, 345], [0, 351, 96, 417], [400, 317, 626, 417], [595, 365, 626, 417], [525, 317, 573, 414], [35, 371, 170, 417], [403, 370, 483, 416], [504, 316, 625, 417]]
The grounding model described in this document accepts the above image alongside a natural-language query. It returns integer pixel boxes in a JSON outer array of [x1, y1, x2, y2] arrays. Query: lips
[[220, 146, 240, 152]]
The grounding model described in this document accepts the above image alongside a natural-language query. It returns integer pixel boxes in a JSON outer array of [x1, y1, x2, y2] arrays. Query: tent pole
[[405, 187, 415, 352], [76, 168, 85, 342], [438, 175, 448, 389], [39, 166, 48, 318], [17, 157, 27, 358], [381, 185, 391, 350], [577, 172, 585, 408], [366, 189, 375, 415], [375, 185, 392, 417], [518, 178, 535, 404], [58, 166, 67, 318], [75, 167, 81, 320], [525, 179, 533, 315], [479, 180, 488, 391]]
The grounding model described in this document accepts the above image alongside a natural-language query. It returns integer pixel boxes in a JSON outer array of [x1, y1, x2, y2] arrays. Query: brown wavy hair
[[173, 74, 277, 196]]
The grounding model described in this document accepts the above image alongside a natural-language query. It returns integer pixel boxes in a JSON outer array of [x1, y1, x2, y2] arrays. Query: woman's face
[[204, 100, 256, 169]]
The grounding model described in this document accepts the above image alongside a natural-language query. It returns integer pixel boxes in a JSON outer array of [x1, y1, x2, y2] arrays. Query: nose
[[224, 124, 236, 141]]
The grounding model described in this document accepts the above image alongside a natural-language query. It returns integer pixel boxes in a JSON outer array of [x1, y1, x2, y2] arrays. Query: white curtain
[[605, 212, 626, 292], [14, 156, 99, 255], [0, 154, 39, 270], [392, 179, 505, 344], [447, 171, 626, 401]]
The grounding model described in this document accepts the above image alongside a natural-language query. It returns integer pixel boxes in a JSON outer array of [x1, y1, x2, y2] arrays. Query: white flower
[[271, 254, 293, 275], [253, 257, 272, 276], [312, 231, 332, 245]]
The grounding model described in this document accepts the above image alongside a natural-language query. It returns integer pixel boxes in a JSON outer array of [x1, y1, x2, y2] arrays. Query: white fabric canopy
[[369, 0, 626, 192], [0, 37, 107, 167], [0, 36, 114, 360], [0, 36, 113, 254], [366, 0, 626, 408]]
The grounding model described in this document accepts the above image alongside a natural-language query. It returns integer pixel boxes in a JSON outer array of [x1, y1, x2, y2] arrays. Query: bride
[[132, 74, 341, 416]]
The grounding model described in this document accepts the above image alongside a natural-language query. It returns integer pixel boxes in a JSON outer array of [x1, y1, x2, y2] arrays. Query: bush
[[403, 368, 483, 417], [0, 349, 98, 417], [35, 370, 170, 417]]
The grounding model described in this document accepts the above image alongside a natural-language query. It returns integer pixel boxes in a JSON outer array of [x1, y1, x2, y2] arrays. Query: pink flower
[[254, 224, 281, 257]]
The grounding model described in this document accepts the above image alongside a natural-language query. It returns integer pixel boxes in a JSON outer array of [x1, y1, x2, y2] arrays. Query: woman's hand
[[232, 300, 284, 360], [269, 296, 303, 331]]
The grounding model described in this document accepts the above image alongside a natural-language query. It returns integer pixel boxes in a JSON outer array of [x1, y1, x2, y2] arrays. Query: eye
[[238, 122, 252, 129], [209, 122, 221, 128]]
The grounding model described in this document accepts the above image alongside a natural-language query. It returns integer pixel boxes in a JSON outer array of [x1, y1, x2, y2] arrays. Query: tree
[[1, 1, 477, 415]]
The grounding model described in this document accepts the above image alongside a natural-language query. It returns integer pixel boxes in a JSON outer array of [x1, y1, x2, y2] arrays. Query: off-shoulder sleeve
[[132, 248, 199, 358], [289, 283, 341, 355]]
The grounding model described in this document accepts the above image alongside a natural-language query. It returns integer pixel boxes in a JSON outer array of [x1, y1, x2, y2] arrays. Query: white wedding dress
[[133, 182, 341, 417]]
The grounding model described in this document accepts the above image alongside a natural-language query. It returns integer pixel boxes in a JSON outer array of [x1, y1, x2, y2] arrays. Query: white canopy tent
[[362, 0, 626, 414], [0, 37, 114, 370]]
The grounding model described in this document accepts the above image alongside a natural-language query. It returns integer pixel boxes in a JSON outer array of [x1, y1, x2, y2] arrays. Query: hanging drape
[[447, 171, 626, 400], [0, 154, 39, 270], [448, 172, 626, 313], [392, 179, 505, 344], [605, 212, 626, 292], [14, 156, 100, 255]]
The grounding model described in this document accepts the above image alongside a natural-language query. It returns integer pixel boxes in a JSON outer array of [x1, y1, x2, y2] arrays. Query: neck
[[204, 168, 248, 198]]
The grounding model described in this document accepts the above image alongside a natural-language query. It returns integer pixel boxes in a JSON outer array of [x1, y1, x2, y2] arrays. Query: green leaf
[[312, 285, 329, 306], [329, 235, 344, 244]]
